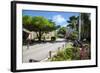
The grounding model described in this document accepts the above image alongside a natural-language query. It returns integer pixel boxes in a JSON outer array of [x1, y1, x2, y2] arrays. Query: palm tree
[[81, 13, 91, 42], [67, 16, 78, 31]]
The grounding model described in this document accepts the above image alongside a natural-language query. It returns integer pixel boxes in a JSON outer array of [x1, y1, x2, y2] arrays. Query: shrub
[[51, 52, 65, 61], [64, 48, 73, 60], [67, 31, 78, 40], [72, 47, 80, 60], [51, 36, 56, 41], [50, 48, 73, 61], [49, 42, 80, 61]]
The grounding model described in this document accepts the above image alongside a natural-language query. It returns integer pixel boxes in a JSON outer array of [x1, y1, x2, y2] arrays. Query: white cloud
[[52, 15, 66, 25], [61, 23, 67, 27]]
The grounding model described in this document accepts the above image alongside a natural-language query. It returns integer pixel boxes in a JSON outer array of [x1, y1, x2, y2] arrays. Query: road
[[22, 39, 66, 63]]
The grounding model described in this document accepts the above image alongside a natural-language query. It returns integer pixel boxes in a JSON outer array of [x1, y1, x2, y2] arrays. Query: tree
[[57, 27, 66, 38], [23, 15, 33, 31], [67, 16, 78, 31], [70, 31, 78, 40], [23, 16, 58, 41], [81, 13, 91, 41], [23, 15, 32, 25], [22, 16, 32, 43]]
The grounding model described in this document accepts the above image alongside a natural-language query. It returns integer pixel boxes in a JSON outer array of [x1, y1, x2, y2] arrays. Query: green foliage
[[66, 13, 91, 42], [31, 16, 51, 31], [72, 47, 80, 60], [50, 51, 66, 61], [23, 15, 32, 25], [57, 27, 66, 38], [67, 31, 78, 40], [70, 31, 78, 40], [50, 42, 80, 61], [57, 34, 65, 38], [63, 48, 73, 60], [67, 16, 78, 30], [51, 36, 56, 41], [58, 27, 66, 35], [23, 16, 57, 32], [81, 13, 91, 42], [23, 15, 58, 41]]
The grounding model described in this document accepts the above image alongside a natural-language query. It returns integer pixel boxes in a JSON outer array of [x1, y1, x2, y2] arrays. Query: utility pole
[[79, 13, 81, 41]]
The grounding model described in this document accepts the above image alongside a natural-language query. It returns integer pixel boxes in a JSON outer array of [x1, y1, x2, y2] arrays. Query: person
[[26, 33, 32, 49]]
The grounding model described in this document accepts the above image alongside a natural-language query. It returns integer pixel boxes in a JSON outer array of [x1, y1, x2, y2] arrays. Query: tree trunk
[[36, 31, 44, 41], [38, 31, 42, 41]]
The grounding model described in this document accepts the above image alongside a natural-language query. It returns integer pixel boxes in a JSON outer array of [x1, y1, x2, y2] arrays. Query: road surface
[[22, 39, 66, 63]]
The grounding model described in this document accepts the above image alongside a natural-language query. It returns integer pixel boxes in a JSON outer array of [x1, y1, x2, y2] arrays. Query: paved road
[[22, 39, 66, 63]]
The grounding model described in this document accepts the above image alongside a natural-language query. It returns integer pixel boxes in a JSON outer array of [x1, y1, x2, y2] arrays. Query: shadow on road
[[23, 39, 67, 46]]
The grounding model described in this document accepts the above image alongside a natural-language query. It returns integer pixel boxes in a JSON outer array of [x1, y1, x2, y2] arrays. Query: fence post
[[49, 51, 52, 58], [58, 47, 60, 51], [63, 44, 65, 48], [65, 43, 67, 47]]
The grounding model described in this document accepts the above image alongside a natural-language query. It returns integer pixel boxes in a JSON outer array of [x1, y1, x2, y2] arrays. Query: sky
[[22, 10, 80, 27]]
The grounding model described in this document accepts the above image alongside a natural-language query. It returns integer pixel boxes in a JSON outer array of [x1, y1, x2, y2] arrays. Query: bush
[[71, 34, 77, 40], [50, 48, 73, 61], [50, 51, 65, 61], [64, 48, 73, 60], [67, 31, 78, 40], [57, 34, 65, 38], [72, 47, 80, 60], [51, 36, 56, 41], [49, 42, 80, 61]]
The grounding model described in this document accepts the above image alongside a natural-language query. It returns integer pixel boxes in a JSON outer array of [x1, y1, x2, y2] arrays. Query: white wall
[[0, 0, 99, 73]]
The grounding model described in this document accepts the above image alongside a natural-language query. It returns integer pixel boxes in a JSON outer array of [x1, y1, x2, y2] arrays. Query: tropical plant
[[50, 42, 80, 61], [80, 13, 91, 42], [57, 27, 66, 38], [70, 31, 78, 40], [67, 16, 78, 31]]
